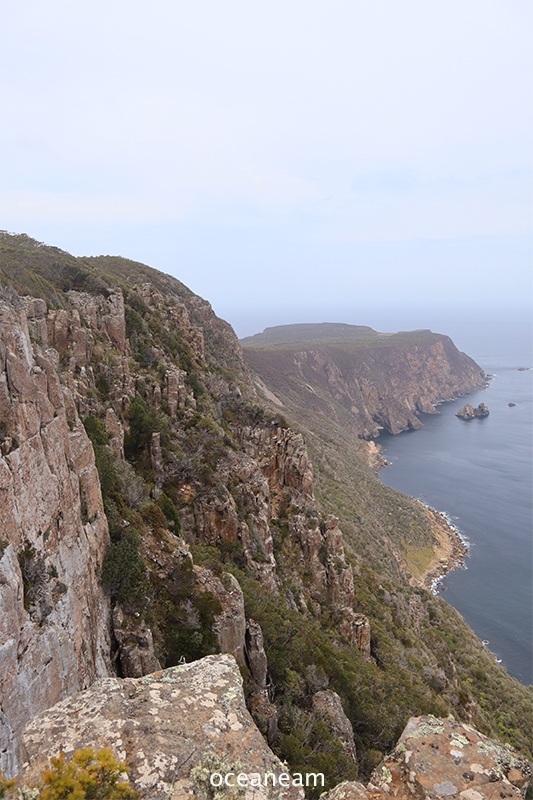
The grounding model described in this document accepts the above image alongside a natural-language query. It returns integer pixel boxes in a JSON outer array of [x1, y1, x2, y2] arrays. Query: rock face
[[1, 235, 530, 794], [242, 326, 488, 438], [245, 619, 268, 688], [194, 567, 247, 664], [0, 297, 111, 777], [456, 403, 490, 420], [312, 690, 357, 763], [112, 606, 162, 678], [322, 715, 531, 800], [15, 655, 304, 800]]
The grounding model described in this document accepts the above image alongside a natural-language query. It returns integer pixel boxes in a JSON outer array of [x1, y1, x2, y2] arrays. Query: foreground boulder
[[14, 654, 304, 800], [324, 715, 531, 800]]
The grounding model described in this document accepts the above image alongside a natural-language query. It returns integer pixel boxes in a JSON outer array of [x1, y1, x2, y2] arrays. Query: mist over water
[[377, 312, 532, 684]]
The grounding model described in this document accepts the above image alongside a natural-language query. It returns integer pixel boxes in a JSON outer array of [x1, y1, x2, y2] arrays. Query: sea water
[[377, 314, 532, 685]]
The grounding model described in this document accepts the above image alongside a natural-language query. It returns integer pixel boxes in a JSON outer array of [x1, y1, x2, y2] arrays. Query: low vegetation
[[7, 748, 138, 799]]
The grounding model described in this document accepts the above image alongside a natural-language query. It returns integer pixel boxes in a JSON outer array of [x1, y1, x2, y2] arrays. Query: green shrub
[[39, 747, 138, 799], [96, 373, 110, 399], [0, 769, 14, 798], [124, 394, 169, 458], [102, 529, 147, 607], [142, 503, 167, 532], [188, 371, 205, 400], [83, 415, 108, 447], [156, 493, 181, 532]]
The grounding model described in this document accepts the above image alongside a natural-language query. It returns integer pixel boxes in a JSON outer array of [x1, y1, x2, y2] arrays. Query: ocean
[[377, 314, 532, 686]]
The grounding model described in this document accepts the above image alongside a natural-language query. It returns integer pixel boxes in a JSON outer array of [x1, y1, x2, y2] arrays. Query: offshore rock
[[456, 402, 490, 420], [15, 654, 304, 800]]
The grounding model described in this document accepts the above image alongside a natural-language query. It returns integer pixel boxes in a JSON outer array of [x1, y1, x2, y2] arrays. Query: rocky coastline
[[373, 441, 469, 591], [416, 504, 469, 591]]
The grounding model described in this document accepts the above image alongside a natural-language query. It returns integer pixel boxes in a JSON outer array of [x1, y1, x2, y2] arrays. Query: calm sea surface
[[378, 317, 532, 685]]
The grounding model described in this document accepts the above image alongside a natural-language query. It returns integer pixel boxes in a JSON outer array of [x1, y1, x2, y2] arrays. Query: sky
[[0, 0, 531, 338]]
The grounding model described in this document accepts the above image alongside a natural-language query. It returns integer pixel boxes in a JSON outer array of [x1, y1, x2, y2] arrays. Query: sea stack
[[456, 402, 490, 419]]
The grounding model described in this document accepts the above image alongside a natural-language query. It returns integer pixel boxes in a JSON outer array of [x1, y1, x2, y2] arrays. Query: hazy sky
[[1, 0, 531, 337]]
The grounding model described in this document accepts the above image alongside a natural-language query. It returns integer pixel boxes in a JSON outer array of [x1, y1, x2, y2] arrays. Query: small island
[[456, 402, 490, 419]]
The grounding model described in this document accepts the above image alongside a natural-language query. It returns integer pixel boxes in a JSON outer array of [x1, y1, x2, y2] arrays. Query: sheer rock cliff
[[0, 280, 367, 776], [0, 297, 111, 776]]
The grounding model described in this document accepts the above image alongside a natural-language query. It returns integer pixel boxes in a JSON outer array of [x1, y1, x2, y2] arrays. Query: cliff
[[0, 295, 111, 776], [0, 232, 531, 790], [241, 323, 488, 439]]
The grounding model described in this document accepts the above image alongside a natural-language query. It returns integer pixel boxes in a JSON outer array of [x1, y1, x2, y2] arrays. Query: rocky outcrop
[[245, 619, 268, 688], [13, 670, 530, 800], [14, 655, 304, 800], [67, 289, 129, 356], [112, 606, 161, 678], [312, 690, 357, 763], [456, 402, 490, 419], [0, 297, 111, 777], [165, 367, 189, 414], [322, 715, 531, 799], [371, 714, 531, 798], [194, 567, 247, 664]]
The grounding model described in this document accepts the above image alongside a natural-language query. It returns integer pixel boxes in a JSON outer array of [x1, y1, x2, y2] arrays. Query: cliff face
[[241, 325, 487, 438], [239, 324, 489, 585], [0, 235, 531, 790], [0, 297, 111, 776]]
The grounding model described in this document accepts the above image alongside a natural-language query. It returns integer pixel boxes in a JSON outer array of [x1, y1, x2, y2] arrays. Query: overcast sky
[[1, 0, 531, 337]]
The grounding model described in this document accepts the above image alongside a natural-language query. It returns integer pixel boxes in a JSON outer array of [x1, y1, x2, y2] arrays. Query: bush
[[0, 770, 14, 799], [156, 493, 181, 532], [83, 415, 108, 447], [124, 395, 169, 457], [102, 529, 147, 607], [142, 503, 167, 532], [39, 747, 138, 799], [96, 373, 110, 399]]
